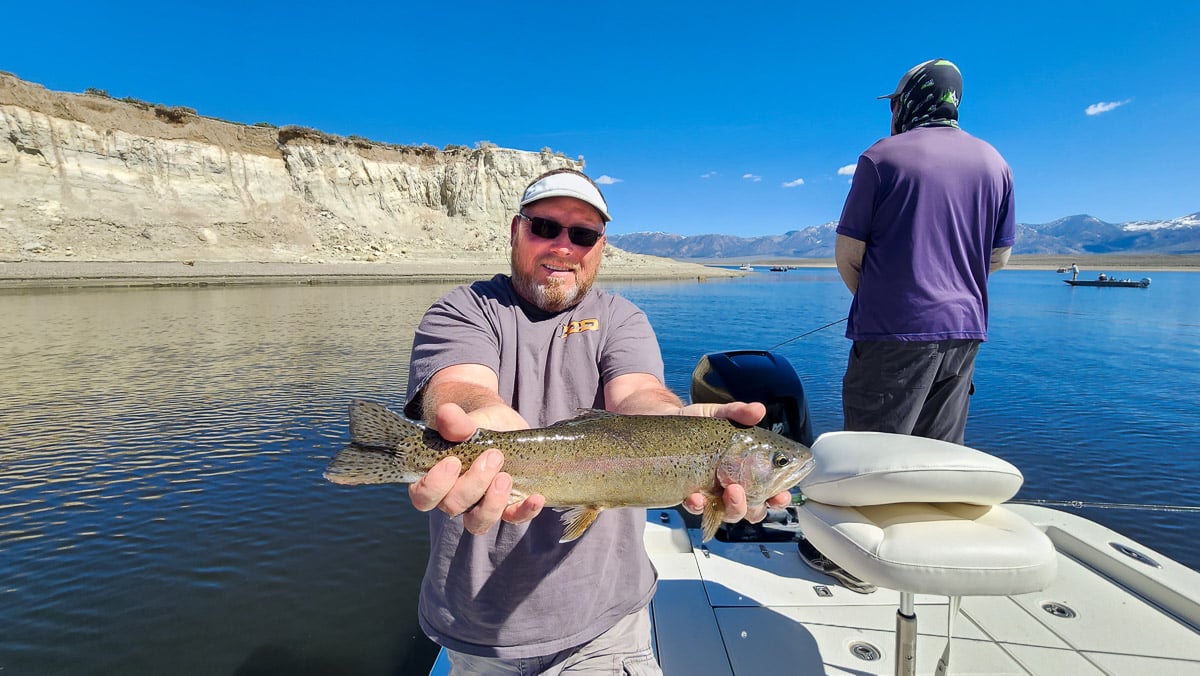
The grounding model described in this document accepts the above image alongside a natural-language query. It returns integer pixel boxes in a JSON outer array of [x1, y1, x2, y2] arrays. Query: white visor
[[520, 172, 611, 222]]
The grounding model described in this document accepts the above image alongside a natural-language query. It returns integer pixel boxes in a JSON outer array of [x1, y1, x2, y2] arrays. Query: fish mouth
[[783, 455, 817, 490], [753, 455, 816, 503]]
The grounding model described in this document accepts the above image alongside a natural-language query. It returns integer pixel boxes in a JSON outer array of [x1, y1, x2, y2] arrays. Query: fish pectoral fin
[[558, 506, 604, 543], [507, 489, 531, 506], [700, 497, 725, 542]]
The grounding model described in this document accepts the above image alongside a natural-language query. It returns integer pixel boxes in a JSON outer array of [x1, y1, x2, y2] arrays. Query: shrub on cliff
[[277, 125, 338, 145], [154, 105, 197, 124]]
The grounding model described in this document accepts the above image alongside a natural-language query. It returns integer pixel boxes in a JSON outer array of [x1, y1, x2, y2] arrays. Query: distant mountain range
[[608, 212, 1200, 259]]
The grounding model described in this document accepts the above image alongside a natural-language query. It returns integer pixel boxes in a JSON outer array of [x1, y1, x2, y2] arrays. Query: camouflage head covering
[[878, 59, 962, 133]]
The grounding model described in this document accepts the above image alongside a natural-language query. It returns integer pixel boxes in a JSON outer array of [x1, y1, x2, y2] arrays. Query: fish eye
[[772, 452, 791, 468]]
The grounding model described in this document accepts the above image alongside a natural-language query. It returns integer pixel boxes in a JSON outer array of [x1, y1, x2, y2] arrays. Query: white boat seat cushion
[[795, 432, 1057, 596], [800, 431, 1024, 507], [795, 500, 1058, 595]]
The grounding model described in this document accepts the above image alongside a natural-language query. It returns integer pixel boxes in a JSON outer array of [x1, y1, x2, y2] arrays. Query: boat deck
[[646, 506, 1200, 675]]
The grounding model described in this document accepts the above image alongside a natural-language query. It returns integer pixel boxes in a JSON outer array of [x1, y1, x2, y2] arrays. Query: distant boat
[[1065, 276, 1151, 288], [737, 264, 754, 271], [769, 266, 788, 272], [1059, 265, 1148, 287]]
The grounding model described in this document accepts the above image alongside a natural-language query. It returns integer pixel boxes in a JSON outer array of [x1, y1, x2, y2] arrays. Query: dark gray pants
[[842, 339, 980, 445]]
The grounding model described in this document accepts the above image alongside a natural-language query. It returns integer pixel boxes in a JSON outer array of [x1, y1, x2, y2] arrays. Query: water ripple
[[2, 274, 1199, 675]]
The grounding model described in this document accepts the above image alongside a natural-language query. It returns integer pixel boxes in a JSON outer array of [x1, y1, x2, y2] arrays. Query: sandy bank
[[0, 258, 742, 290], [693, 254, 1200, 272], [3, 253, 1196, 290], [999, 254, 1200, 271]]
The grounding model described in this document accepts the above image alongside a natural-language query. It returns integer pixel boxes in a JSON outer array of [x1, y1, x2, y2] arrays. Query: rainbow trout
[[324, 400, 814, 543]]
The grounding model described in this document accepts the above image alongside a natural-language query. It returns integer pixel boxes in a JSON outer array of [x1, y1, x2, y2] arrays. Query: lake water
[[1, 268, 1198, 675]]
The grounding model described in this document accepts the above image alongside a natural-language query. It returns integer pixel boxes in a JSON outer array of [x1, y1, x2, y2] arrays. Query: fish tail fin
[[558, 506, 604, 543], [349, 400, 423, 447], [700, 497, 725, 542], [324, 443, 420, 485]]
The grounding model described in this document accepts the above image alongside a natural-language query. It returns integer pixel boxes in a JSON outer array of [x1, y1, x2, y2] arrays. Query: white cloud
[[700, 171, 717, 179], [837, 164, 857, 176], [1085, 99, 1132, 116], [782, 178, 805, 188], [742, 173, 762, 182], [595, 175, 623, 185]]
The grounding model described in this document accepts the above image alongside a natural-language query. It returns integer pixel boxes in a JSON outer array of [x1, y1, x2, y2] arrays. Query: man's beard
[[511, 251, 595, 312]]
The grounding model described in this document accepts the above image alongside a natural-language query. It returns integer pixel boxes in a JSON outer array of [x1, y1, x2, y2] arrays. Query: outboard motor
[[690, 349, 815, 541], [690, 349, 814, 448]]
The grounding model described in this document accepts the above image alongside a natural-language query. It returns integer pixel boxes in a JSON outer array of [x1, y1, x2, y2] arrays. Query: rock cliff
[[0, 71, 587, 264]]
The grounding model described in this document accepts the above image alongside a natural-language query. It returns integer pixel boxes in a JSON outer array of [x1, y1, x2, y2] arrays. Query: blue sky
[[4, 1, 1198, 237]]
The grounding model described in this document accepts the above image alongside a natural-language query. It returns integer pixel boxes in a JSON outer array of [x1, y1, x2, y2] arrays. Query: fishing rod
[[1008, 498, 1200, 513], [759, 320, 1200, 516], [763, 498, 1200, 532], [768, 317, 847, 350]]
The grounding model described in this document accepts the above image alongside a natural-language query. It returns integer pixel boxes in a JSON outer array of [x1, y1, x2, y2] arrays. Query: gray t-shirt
[[404, 274, 664, 658]]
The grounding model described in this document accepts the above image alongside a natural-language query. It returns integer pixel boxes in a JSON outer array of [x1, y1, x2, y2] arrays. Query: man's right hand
[[407, 403, 545, 534]]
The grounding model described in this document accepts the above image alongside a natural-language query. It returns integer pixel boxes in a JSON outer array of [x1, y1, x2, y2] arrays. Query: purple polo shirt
[[837, 126, 1015, 341]]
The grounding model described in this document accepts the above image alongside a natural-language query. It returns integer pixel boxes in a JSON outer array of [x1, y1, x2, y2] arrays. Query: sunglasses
[[518, 213, 604, 248]]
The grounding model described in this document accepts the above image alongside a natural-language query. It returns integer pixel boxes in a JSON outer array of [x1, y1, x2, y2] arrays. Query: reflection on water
[[1, 283, 453, 676], [2, 271, 1199, 675]]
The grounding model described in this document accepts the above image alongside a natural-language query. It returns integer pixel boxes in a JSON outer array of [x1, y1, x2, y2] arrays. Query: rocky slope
[[0, 71, 656, 267]]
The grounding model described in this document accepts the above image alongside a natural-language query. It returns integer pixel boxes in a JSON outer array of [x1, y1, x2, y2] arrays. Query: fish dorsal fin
[[349, 400, 423, 448], [700, 497, 725, 542], [558, 505, 604, 543], [546, 409, 620, 428]]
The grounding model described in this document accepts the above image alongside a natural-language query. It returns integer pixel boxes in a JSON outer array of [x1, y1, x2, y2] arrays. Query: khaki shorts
[[444, 605, 660, 676]]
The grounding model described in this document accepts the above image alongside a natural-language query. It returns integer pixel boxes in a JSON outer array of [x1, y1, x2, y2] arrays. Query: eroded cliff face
[[0, 71, 579, 262]]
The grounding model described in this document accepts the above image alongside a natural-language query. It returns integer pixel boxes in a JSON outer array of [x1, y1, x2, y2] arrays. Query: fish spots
[[325, 402, 814, 541]]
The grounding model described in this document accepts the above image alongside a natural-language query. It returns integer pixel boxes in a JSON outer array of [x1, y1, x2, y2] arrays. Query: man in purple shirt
[[835, 59, 1015, 444]]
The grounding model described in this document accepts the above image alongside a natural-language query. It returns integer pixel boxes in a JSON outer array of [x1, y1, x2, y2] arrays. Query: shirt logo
[[561, 318, 599, 338]]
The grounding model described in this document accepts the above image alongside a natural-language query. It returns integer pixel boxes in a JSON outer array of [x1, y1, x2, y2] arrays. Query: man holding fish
[[336, 169, 802, 674]]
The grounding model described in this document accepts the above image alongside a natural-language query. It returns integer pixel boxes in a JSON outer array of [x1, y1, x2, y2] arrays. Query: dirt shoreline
[[0, 258, 743, 289], [697, 254, 1200, 272], [2, 253, 1196, 290]]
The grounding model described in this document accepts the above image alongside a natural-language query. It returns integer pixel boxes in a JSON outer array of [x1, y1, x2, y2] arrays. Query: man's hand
[[679, 400, 793, 523], [682, 484, 794, 524], [680, 400, 765, 426], [407, 403, 545, 534]]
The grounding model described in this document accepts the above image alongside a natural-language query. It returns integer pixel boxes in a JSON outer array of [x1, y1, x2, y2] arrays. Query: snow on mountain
[[1123, 212, 1200, 231], [609, 212, 1200, 259]]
